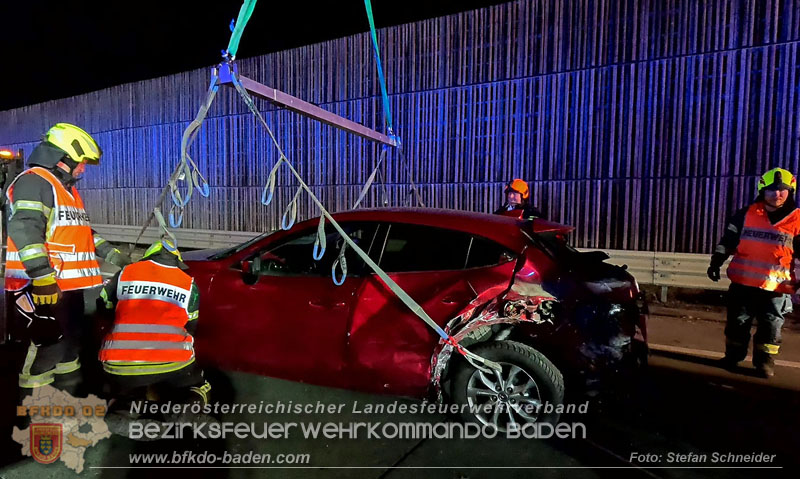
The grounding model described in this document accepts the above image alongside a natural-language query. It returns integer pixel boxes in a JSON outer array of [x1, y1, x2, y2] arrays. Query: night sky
[[1, 0, 507, 111]]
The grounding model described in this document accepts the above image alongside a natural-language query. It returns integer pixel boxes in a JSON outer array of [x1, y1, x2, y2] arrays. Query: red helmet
[[505, 179, 530, 200]]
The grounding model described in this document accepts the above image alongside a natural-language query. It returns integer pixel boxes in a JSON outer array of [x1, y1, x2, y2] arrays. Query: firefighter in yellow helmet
[[494, 178, 544, 219], [707, 167, 800, 378], [4, 123, 131, 396]]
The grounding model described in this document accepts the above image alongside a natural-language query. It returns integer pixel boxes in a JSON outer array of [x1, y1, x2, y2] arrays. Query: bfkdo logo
[[30, 424, 63, 464]]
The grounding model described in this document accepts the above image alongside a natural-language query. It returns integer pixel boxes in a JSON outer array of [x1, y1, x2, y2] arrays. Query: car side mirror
[[241, 257, 261, 284]]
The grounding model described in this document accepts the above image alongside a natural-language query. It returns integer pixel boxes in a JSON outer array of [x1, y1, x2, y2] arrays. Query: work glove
[[31, 274, 61, 305], [105, 248, 132, 268], [707, 266, 721, 282]]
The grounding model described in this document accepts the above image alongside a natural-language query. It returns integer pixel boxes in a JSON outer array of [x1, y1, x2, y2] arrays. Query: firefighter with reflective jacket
[[707, 168, 800, 378], [4, 123, 131, 395], [494, 179, 544, 219], [98, 239, 210, 407]]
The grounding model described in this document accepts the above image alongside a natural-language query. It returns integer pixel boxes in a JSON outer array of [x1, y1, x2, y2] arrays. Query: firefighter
[[494, 178, 543, 219], [97, 239, 210, 409], [707, 167, 800, 378], [5, 123, 131, 395]]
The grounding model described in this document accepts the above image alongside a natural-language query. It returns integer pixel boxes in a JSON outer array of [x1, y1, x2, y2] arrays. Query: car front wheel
[[452, 340, 565, 430]]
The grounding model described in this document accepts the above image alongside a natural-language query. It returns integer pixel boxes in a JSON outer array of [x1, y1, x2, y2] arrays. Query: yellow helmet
[[758, 168, 797, 193], [142, 239, 183, 262], [43, 123, 102, 164]]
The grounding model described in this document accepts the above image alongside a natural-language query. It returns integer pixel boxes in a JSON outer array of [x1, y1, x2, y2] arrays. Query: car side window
[[464, 235, 516, 269], [253, 222, 379, 277], [377, 223, 473, 273]]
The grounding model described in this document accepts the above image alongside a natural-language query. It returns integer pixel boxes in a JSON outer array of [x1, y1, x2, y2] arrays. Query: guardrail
[[579, 249, 730, 301], [92, 224, 726, 299], [92, 224, 261, 250]]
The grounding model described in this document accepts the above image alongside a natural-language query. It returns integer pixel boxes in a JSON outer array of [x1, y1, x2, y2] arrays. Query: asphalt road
[[0, 310, 797, 478]]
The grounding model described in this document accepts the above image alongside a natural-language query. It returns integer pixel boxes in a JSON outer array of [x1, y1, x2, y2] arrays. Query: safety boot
[[717, 355, 741, 372], [754, 356, 775, 379]]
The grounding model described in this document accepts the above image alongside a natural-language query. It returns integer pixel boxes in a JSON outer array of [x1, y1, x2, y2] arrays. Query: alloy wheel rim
[[465, 361, 542, 432]]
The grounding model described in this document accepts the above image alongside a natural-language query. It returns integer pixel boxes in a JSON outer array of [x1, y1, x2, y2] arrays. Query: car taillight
[[634, 293, 648, 343]]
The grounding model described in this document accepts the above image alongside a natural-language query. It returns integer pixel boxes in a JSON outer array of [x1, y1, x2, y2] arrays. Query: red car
[[184, 208, 648, 429]]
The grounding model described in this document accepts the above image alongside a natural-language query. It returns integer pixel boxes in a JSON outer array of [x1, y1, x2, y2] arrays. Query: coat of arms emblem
[[30, 423, 62, 464]]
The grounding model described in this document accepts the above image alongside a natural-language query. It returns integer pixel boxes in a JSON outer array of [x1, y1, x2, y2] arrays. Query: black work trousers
[[10, 288, 85, 391], [725, 282, 790, 365], [105, 362, 208, 411]]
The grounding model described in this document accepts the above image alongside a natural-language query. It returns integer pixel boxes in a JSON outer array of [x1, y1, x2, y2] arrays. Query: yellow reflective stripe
[[99, 289, 114, 309], [19, 373, 55, 388], [19, 343, 56, 388], [54, 358, 81, 374], [18, 244, 48, 262], [102, 357, 195, 376], [20, 343, 37, 377], [13, 200, 51, 216], [46, 205, 56, 240], [190, 381, 212, 404], [94, 236, 107, 247], [187, 311, 199, 321], [756, 344, 780, 354]]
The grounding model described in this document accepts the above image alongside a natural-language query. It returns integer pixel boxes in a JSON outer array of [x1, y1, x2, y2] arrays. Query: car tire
[[452, 340, 565, 430]]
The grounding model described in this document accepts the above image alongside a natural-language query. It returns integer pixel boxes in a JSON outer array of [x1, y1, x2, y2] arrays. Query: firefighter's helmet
[[758, 168, 797, 194], [43, 123, 102, 164], [504, 178, 530, 200]]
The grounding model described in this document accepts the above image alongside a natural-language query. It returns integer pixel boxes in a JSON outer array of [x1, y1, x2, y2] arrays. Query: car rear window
[[533, 231, 578, 260]]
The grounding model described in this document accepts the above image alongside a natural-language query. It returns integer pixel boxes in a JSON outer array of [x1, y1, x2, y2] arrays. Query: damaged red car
[[184, 208, 648, 430]]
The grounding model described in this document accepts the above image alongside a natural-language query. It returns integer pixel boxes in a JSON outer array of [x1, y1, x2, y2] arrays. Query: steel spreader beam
[[217, 63, 397, 147]]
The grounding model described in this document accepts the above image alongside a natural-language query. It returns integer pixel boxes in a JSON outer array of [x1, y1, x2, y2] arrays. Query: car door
[[347, 222, 517, 396], [202, 221, 380, 389]]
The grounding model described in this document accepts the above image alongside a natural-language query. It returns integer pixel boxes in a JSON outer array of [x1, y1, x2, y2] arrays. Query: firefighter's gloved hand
[[707, 266, 721, 282], [105, 249, 132, 268], [31, 274, 61, 305]]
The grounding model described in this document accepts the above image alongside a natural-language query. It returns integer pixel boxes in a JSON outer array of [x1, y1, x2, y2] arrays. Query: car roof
[[319, 208, 574, 248]]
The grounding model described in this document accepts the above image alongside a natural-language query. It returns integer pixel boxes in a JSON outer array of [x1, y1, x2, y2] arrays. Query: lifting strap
[[230, 67, 499, 373]]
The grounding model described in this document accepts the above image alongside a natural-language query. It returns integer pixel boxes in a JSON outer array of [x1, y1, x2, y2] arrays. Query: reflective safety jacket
[[4, 167, 102, 291], [726, 202, 800, 293], [99, 260, 197, 365]]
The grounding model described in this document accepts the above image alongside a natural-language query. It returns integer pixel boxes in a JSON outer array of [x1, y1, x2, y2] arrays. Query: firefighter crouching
[[97, 239, 210, 412], [707, 167, 800, 378]]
